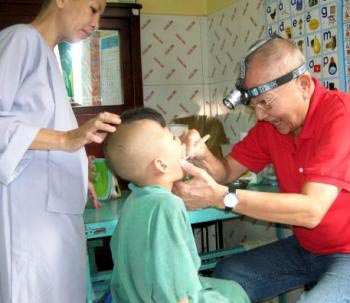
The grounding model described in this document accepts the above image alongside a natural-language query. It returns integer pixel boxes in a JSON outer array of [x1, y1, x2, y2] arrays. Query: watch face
[[224, 193, 238, 208]]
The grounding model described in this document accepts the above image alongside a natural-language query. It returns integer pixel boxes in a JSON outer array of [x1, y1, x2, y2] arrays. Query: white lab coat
[[0, 25, 88, 303]]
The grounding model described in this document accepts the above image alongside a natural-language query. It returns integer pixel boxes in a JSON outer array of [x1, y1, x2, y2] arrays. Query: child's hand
[[88, 155, 96, 182], [88, 181, 102, 208]]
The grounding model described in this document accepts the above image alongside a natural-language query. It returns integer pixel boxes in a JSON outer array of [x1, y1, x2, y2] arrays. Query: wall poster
[[264, 0, 345, 91]]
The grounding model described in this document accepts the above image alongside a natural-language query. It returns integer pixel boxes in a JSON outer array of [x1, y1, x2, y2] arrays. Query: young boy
[[104, 108, 250, 303]]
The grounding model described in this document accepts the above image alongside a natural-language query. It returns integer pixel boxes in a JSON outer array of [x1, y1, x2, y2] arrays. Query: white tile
[[143, 84, 205, 122], [207, 0, 265, 84], [141, 15, 204, 85], [140, 0, 265, 128], [199, 16, 210, 84]]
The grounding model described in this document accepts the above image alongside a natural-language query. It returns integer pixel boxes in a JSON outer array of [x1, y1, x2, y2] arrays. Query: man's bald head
[[244, 37, 306, 88]]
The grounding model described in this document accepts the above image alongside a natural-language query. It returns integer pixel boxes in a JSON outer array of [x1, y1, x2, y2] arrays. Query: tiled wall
[[206, 0, 264, 144], [141, 0, 265, 145], [141, 14, 208, 120]]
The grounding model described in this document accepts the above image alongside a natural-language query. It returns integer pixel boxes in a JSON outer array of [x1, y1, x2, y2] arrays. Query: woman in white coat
[[0, 0, 119, 302]]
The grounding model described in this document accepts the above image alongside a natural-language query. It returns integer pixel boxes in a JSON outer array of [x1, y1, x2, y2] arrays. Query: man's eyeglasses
[[249, 77, 297, 112], [249, 97, 276, 111]]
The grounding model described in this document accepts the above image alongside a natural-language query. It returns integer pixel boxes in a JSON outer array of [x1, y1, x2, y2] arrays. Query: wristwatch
[[223, 188, 239, 213]]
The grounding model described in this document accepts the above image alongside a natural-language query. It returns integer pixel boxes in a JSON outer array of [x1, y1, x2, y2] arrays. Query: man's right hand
[[180, 129, 210, 161]]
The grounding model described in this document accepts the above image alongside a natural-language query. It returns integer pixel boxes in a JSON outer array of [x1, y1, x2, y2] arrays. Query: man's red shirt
[[231, 79, 350, 254]]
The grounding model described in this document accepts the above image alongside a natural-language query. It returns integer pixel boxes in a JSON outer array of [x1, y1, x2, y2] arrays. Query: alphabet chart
[[264, 0, 346, 92]]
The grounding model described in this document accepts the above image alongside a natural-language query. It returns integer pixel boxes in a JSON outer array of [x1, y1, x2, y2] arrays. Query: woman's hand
[[64, 112, 121, 151], [173, 161, 227, 210], [30, 112, 121, 152]]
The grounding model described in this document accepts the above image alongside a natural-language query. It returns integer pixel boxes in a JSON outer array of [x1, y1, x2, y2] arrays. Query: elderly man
[[175, 36, 350, 303]]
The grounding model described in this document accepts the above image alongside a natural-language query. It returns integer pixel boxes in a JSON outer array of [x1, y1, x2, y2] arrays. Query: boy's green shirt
[[110, 183, 250, 303]]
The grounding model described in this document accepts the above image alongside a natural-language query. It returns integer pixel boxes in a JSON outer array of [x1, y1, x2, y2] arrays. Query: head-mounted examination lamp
[[223, 34, 307, 110], [223, 64, 307, 110]]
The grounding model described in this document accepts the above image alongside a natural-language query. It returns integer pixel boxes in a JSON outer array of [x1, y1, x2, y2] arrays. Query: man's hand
[[180, 129, 210, 161], [173, 161, 227, 210]]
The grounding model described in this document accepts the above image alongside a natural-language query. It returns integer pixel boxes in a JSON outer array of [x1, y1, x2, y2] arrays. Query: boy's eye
[[90, 6, 97, 14]]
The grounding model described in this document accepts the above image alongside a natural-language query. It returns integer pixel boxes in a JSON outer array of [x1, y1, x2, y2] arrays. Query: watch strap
[[228, 186, 236, 194], [223, 186, 239, 213], [225, 186, 235, 212], [224, 206, 233, 213]]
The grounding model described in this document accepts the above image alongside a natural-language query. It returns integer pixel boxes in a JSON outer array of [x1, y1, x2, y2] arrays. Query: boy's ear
[[154, 159, 168, 174]]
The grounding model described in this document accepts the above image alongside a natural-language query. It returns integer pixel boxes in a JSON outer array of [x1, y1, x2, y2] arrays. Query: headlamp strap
[[246, 64, 307, 97], [240, 59, 246, 79]]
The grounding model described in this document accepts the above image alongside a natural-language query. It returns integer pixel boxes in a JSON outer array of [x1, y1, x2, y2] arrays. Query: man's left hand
[[173, 161, 227, 210]]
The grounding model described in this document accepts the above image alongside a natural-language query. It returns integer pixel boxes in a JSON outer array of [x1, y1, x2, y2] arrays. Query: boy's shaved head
[[103, 108, 170, 184], [120, 107, 166, 127]]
